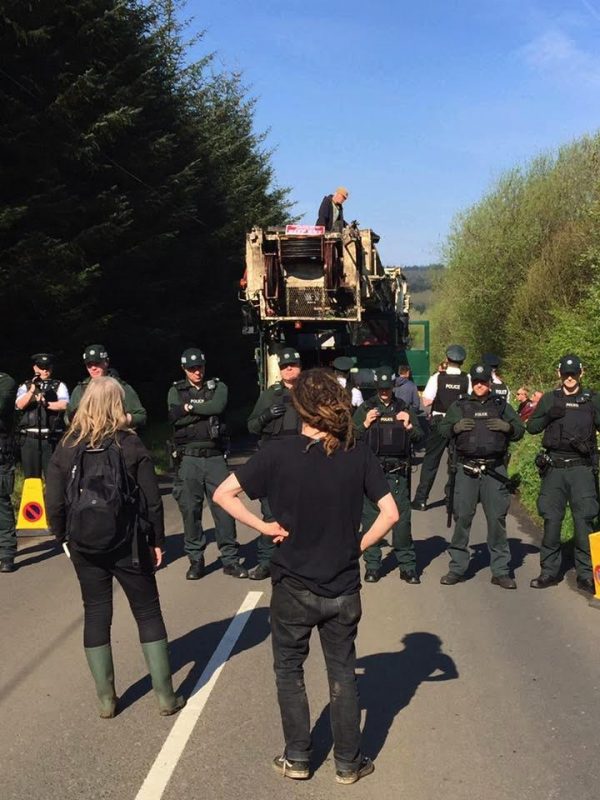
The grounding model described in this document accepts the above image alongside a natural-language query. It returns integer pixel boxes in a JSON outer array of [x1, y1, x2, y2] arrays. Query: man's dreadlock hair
[[292, 368, 355, 456]]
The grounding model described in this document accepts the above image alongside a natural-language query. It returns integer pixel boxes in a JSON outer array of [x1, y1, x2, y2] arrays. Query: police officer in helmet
[[527, 354, 600, 594], [354, 366, 424, 583], [246, 347, 302, 580], [482, 353, 510, 403], [15, 353, 69, 478], [439, 363, 524, 587], [412, 344, 471, 510], [169, 348, 247, 580]]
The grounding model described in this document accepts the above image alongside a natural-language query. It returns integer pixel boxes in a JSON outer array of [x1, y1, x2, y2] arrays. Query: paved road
[[1, 459, 599, 800]]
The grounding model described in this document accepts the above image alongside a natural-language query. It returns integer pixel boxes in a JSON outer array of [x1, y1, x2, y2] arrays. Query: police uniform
[[483, 353, 511, 403], [354, 367, 424, 583], [412, 345, 470, 509], [246, 347, 302, 579], [439, 364, 524, 586], [332, 355, 364, 408], [16, 353, 69, 478], [168, 348, 246, 579], [68, 345, 147, 428], [0, 371, 17, 572], [527, 354, 600, 593]]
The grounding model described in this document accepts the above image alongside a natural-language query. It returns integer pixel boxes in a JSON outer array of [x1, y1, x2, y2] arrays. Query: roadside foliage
[[431, 133, 600, 536]]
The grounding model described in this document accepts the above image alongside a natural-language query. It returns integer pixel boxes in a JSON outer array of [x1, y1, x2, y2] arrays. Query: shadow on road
[[310, 632, 458, 768], [16, 539, 61, 569], [463, 537, 538, 579], [163, 531, 260, 573], [378, 535, 448, 579], [117, 606, 271, 714]]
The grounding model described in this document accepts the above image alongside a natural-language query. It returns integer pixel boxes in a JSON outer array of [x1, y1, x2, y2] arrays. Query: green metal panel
[[406, 321, 430, 388]]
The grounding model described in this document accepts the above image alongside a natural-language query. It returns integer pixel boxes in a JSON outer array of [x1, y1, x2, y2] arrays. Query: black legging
[[70, 544, 167, 648]]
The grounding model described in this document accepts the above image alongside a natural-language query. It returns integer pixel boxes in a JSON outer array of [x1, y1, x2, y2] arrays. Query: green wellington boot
[[141, 639, 186, 716], [84, 645, 118, 718]]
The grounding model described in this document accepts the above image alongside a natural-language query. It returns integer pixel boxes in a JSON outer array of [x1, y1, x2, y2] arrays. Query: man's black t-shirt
[[235, 435, 389, 597]]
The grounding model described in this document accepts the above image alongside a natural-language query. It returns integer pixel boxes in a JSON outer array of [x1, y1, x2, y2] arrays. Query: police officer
[[527, 354, 600, 594], [0, 369, 17, 573], [439, 363, 524, 587], [15, 353, 69, 478], [69, 344, 146, 428], [168, 348, 247, 580], [354, 367, 424, 583], [332, 356, 364, 407], [412, 344, 471, 510], [483, 353, 511, 402], [246, 347, 302, 580]]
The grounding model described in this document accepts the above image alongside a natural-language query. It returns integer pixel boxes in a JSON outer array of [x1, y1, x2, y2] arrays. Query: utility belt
[[458, 456, 504, 469], [546, 454, 591, 469], [21, 428, 51, 439], [178, 446, 222, 459], [380, 458, 410, 476]]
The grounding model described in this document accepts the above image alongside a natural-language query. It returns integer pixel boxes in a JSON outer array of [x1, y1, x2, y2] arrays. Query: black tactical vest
[[432, 372, 469, 413], [364, 399, 411, 458], [542, 390, 596, 454], [172, 380, 221, 446], [455, 397, 508, 459], [262, 383, 301, 440], [491, 380, 509, 401], [19, 378, 65, 433]]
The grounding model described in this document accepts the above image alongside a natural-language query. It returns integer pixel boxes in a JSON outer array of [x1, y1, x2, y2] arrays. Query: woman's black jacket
[[45, 430, 165, 548]]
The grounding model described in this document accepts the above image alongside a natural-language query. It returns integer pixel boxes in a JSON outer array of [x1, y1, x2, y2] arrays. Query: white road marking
[[134, 591, 263, 800]]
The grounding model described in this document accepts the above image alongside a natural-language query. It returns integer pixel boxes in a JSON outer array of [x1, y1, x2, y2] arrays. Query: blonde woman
[[215, 368, 398, 785], [46, 377, 183, 718]]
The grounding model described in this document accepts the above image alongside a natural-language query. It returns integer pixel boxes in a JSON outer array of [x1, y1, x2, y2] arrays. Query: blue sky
[[183, 0, 600, 265]]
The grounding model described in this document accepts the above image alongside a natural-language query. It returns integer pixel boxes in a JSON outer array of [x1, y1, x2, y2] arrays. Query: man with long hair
[[214, 368, 398, 785]]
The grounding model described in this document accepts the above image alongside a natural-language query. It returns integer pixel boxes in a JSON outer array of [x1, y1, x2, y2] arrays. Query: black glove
[[453, 418, 475, 434], [547, 405, 565, 420], [486, 418, 512, 433], [259, 404, 286, 425]]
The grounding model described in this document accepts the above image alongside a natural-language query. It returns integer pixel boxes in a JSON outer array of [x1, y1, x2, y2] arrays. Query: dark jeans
[[413, 416, 448, 504], [0, 464, 16, 559], [70, 544, 167, 648], [270, 579, 363, 770]]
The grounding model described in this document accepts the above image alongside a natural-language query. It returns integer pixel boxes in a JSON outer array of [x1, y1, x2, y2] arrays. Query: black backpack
[[65, 439, 140, 558]]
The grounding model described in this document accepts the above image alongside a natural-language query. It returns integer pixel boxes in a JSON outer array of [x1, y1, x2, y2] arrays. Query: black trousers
[[270, 579, 363, 770], [70, 544, 167, 648]]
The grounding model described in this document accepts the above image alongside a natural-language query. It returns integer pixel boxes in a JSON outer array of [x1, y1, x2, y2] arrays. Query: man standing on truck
[[316, 187, 349, 232], [246, 348, 302, 580]]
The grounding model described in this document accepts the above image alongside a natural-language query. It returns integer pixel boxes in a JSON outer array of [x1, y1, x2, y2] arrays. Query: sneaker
[[335, 756, 375, 785], [248, 563, 271, 581], [222, 561, 249, 578], [272, 755, 310, 780]]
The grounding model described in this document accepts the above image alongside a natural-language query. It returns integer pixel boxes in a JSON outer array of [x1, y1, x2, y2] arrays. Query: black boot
[[185, 558, 205, 580]]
